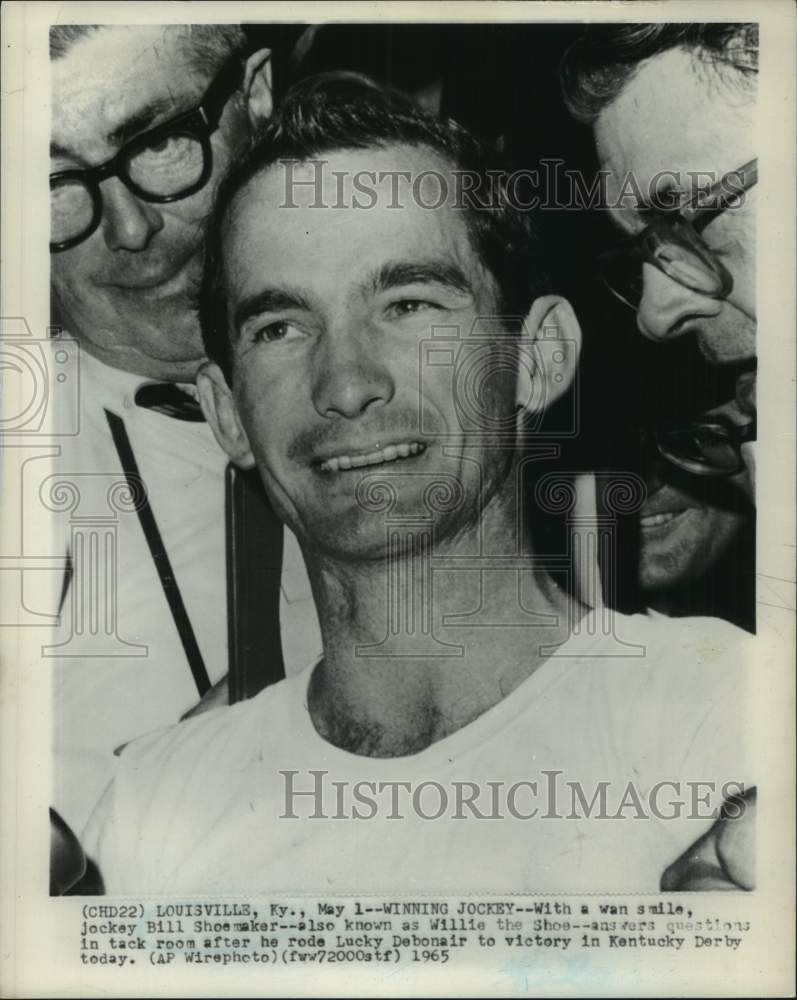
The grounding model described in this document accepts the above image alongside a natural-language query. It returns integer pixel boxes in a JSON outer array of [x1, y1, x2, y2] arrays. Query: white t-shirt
[[84, 611, 753, 894], [40, 350, 321, 832]]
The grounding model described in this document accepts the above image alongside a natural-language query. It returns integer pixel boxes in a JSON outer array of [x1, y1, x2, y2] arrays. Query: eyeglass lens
[[51, 131, 207, 247], [51, 178, 96, 245], [126, 133, 206, 195], [602, 232, 724, 308], [647, 233, 724, 295]]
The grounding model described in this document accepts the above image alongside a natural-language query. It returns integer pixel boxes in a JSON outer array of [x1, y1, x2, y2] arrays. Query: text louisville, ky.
[[77, 899, 751, 969]]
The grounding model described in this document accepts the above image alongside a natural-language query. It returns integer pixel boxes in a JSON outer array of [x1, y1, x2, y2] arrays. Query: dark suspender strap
[[105, 409, 211, 696], [226, 465, 286, 703], [57, 549, 73, 617]]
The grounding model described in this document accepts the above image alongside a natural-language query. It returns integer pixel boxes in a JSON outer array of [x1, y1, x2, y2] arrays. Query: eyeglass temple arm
[[202, 54, 246, 127], [682, 158, 758, 225]]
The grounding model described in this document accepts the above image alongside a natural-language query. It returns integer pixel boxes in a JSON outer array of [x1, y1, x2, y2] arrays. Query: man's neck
[[304, 485, 584, 757]]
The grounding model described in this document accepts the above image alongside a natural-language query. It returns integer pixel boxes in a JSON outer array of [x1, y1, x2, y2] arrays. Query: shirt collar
[[77, 348, 198, 417]]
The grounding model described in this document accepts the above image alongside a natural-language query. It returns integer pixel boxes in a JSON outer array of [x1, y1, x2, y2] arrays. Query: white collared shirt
[[85, 611, 753, 895], [46, 350, 321, 833]]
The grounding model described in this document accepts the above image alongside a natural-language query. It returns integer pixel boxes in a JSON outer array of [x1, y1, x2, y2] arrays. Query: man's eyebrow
[[372, 261, 472, 296], [232, 262, 473, 335], [631, 175, 696, 221], [233, 288, 313, 335], [50, 97, 189, 165], [50, 140, 75, 160], [106, 97, 187, 147], [607, 198, 666, 237]]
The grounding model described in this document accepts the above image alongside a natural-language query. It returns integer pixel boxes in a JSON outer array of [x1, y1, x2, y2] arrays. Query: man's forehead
[[595, 47, 755, 198], [227, 144, 472, 237], [255, 143, 462, 201], [51, 25, 205, 148], [222, 146, 484, 297]]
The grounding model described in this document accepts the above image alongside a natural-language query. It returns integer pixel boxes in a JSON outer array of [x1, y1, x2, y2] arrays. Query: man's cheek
[[207, 132, 245, 195], [739, 443, 756, 498], [729, 263, 756, 318], [52, 259, 108, 316], [162, 199, 212, 240], [51, 251, 91, 292]]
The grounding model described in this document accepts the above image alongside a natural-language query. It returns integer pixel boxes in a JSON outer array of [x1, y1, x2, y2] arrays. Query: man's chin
[[77, 313, 205, 380], [105, 282, 204, 360], [300, 506, 440, 565], [638, 506, 708, 592], [304, 532, 394, 566]]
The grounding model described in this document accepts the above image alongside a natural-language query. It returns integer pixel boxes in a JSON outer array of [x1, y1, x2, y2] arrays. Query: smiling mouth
[[317, 441, 426, 473], [639, 508, 687, 531]]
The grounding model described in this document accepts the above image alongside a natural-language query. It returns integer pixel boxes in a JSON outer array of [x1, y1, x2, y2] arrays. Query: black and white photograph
[[1, 1, 794, 995]]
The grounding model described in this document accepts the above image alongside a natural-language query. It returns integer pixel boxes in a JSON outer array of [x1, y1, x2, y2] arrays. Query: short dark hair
[[561, 22, 758, 124], [200, 73, 549, 378]]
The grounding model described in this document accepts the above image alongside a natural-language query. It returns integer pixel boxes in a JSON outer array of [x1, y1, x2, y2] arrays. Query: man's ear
[[516, 295, 582, 417], [196, 362, 256, 469], [242, 47, 273, 125]]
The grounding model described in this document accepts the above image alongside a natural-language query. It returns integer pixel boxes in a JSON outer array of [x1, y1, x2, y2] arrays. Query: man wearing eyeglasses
[[47, 25, 321, 847], [561, 23, 758, 483], [561, 22, 767, 893], [559, 23, 797, 634]]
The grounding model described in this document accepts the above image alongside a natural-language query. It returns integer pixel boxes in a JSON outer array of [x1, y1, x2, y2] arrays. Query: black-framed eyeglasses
[[50, 53, 244, 252], [648, 414, 756, 477], [598, 159, 758, 311]]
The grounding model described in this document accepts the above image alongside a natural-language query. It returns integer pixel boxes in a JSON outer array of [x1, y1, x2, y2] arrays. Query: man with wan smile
[[85, 81, 754, 895]]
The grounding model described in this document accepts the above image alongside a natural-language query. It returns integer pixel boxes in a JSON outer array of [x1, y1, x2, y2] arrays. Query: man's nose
[[636, 263, 719, 342], [311, 325, 395, 420], [101, 179, 164, 251]]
